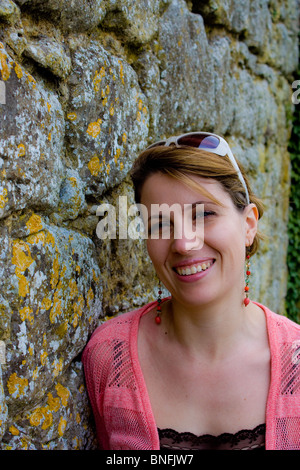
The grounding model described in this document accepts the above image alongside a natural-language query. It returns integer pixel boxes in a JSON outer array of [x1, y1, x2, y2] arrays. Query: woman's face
[[140, 172, 258, 308]]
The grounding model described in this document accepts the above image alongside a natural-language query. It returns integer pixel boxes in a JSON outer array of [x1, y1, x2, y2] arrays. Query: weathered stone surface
[[156, 0, 215, 135], [0, 365, 8, 442], [0, 215, 102, 447], [0, 43, 65, 219], [23, 36, 71, 79], [66, 37, 149, 197], [15, 0, 107, 33], [93, 177, 160, 316], [0, 0, 298, 450], [0, 0, 20, 25], [101, 0, 170, 45]]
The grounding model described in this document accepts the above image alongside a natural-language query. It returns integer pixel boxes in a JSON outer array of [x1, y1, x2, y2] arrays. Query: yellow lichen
[[9, 425, 20, 436], [14, 63, 23, 79], [137, 98, 143, 111], [45, 231, 56, 247], [25, 72, 36, 89], [73, 295, 84, 319], [58, 416, 67, 437], [0, 51, 10, 81], [86, 119, 102, 138], [17, 143, 26, 157], [41, 297, 52, 311], [118, 59, 125, 85], [18, 274, 29, 297], [52, 357, 63, 377], [114, 148, 121, 165], [69, 279, 78, 299], [49, 292, 62, 324], [47, 392, 60, 412], [19, 306, 34, 325], [7, 373, 28, 398], [29, 407, 53, 430], [26, 214, 43, 234], [93, 67, 106, 92], [0, 188, 8, 209], [69, 177, 77, 188], [55, 383, 70, 406], [67, 112, 77, 121], [88, 155, 101, 176], [86, 287, 94, 308], [32, 366, 38, 380], [50, 255, 60, 289], [12, 241, 34, 272], [40, 350, 48, 366], [12, 241, 34, 297]]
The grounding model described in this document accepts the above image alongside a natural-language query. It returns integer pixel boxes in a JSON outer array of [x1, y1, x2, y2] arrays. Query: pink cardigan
[[82, 300, 300, 450]]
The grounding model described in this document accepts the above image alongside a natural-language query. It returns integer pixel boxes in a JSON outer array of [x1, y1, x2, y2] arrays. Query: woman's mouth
[[173, 259, 215, 277]]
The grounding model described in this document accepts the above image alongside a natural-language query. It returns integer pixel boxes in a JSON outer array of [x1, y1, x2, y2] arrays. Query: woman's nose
[[171, 222, 204, 254]]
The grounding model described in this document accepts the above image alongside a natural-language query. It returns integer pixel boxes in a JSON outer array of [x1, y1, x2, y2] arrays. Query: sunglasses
[[146, 132, 250, 205]]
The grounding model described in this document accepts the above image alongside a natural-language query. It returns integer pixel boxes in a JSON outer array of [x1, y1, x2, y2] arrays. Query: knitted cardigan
[[82, 300, 300, 450]]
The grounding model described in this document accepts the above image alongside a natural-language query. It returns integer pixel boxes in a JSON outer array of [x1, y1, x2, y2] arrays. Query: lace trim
[[158, 423, 266, 450]]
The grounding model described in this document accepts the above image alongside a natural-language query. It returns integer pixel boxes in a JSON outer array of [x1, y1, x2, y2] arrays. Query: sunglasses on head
[[146, 131, 250, 205]]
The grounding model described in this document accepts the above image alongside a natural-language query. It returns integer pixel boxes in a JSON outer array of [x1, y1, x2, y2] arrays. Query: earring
[[155, 284, 162, 324], [244, 254, 251, 306]]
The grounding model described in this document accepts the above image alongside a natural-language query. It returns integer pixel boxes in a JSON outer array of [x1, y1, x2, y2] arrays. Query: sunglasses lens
[[177, 134, 220, 149]]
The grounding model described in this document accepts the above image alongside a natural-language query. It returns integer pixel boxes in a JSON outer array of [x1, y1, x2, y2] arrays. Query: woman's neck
[[163, 295, 262, 362]]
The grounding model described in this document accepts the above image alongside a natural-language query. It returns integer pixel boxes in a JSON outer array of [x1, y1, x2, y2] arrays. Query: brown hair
[[130, 145, 264, 257]]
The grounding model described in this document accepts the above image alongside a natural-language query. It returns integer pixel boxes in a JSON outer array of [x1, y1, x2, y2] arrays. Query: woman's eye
[[148, 220, 172, 237], [195, 210, 215, 219]]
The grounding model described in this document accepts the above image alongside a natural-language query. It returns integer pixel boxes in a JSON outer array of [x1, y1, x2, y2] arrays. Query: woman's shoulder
[[82, 301, 158, 379], [85, 300, 158, 347], [256, 302, 300, 339]]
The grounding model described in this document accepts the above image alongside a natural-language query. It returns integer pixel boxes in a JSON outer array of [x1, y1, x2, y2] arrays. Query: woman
[[82, 132, 300, 450]]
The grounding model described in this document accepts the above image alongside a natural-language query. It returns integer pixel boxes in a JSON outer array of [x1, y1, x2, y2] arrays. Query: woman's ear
[[244, 203, 259, 245]]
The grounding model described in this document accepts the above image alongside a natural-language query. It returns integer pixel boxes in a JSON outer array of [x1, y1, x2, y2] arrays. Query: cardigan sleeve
[[82, 327, 113, 449]]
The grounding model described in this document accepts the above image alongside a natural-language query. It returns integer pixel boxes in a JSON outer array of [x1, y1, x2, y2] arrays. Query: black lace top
[[158, 423, 266, 450]]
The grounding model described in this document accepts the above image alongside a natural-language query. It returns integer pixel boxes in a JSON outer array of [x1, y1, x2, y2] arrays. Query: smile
[[174, 260, 215, 276]]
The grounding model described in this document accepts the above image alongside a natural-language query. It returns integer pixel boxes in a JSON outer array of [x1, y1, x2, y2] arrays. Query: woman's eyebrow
[[147, 200, 217, 222]]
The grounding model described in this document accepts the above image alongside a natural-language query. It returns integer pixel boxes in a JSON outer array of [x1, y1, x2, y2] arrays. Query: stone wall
[[0, 0, 298, 450]]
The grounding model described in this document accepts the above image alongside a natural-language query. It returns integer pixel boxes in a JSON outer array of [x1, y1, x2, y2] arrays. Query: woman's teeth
[[175, 260, 214, 276]]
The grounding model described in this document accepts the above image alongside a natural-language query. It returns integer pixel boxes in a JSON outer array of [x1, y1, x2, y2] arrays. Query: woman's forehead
[[140, 172, 228, 206]]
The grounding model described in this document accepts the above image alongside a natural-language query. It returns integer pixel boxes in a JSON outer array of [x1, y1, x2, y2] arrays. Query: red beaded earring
[[155, 285, 162, 324], [244, 254, 251, 306]]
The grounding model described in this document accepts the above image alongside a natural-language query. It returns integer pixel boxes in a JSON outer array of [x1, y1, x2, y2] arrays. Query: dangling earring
[[244, 253, 251, 306], [155, 284, 162, 324]]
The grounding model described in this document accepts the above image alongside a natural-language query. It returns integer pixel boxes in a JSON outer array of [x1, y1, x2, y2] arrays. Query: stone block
[[1, 219, 102, 419], [66, 38, 149, 197], [156, 0, 215, 135], [0, 43, 65, 219]]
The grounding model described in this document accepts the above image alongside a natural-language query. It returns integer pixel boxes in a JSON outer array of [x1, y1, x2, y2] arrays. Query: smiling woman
[[82, 132, 300, 451]]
